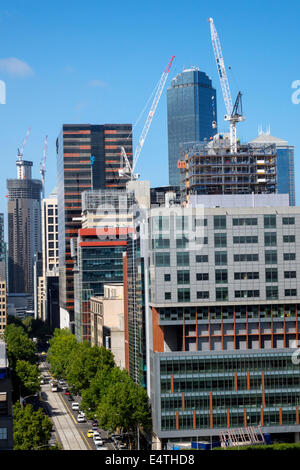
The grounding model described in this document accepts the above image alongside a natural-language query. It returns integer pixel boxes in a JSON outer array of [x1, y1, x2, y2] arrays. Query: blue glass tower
[[250, 133, 295, 206], [167, 68, 218, 187]]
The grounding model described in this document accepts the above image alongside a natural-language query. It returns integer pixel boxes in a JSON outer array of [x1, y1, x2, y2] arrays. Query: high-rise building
[[7, 160, 42, 306], [250, 132, 295, 206], [56, 123, 132, 330], [37, 188, 59, 328], [167, 68, 217, 187], [0, 214, 6, 284], [135, 204, 300, 448], [72, 189, 134, 342]]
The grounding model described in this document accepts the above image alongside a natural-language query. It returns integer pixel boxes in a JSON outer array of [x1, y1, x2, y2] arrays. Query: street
[[39, 359, 116, 451]]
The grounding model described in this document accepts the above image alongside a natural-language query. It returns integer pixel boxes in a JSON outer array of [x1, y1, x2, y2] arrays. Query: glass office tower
[[167, 68, 217, 187], [250, 133, 295, 206]]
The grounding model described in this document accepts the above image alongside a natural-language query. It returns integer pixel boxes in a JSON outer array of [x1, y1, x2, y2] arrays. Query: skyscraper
[[167, 68, 217, 187], [7, 160, 42, 305], [250, 132, 296, 206], [56, 123, 132, 330]]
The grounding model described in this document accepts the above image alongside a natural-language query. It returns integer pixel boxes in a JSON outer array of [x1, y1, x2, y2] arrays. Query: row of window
[[156, 251, 297, 267], [165, 287, 298, 301], [153, 233, 296, 249], [173, 269, 297, 284], [152, 215, 296, 233]]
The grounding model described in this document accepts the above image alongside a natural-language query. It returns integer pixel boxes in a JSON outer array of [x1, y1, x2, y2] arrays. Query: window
[[216, 287, 228, 301], [155, 252, 170, 267], [265, 250, 277, 264], [176, 216, 189, 231], [234, 253, 259, 262], [164, 274, 171, 282], [235, 290, 260, 298], [283, 235, 296, 243], [48, 242, 54, 249], [266, 286, 278, 300], [196, 273, 209, 281], [176, 237, 189, 249], [48, 225, 54, 233], [195, 218, 207, 227], [215, 269, 227, 284], [265, 268, 278, 283], [284, 253, 296, 261], [177, 252, 189, 266], [48, 217, 54, 224], [285, 289, 297, 296], [196, 255, 208, 263], [264, 232, 277, 246], [153, 216, 169, 233], [215, 251, 227, 266], [233, 236, 258, 244], [197, 291, 209, 299], [177, 270, 190, 285], [153, 237, 170, 249], [284, 271, 296, 279], [283, 217, 295, 225], [0, 428, 7, 440], [48, 208, 54, 215], [165, 292, 171, 300], [214, 233, 227, 247], [264, 214, 276, 228], [214, 215, 226, 229], [178, 288, 190, 302], [234, 272, 259, 280], [232, 218, 257, 226]]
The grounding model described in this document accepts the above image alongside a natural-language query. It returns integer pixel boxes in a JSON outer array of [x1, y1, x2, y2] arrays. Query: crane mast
[[119, 55, 175, 181], [209, 18, 244, 153]]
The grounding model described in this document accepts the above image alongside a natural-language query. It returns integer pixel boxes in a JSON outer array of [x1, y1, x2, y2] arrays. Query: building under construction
[[179, 134, 277, 204]]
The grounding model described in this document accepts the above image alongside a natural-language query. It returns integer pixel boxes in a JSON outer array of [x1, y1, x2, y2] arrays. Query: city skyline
[[0, 0, 300, 234]]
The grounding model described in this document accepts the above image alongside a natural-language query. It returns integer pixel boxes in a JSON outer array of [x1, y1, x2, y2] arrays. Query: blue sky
[[0, 0, 299, 230]]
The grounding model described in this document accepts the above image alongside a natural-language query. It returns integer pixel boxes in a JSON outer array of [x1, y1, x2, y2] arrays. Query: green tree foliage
[[81, 367, 130, 418], [22, 317, 51, 343], [66, 342, 115, 395], [96, 379, 151, 436], [47, 328, 78, 379], [4, 324, 38, 368], [13, 402, 52, 450], [15, 360, 41, 396]]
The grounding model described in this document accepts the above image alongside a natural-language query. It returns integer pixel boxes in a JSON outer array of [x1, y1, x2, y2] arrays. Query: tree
[[13, 402, 52, 450], [47, 328, 78, 379], [81, 366, 130, 417], [96, 379, 151, 442], [66, 343, 115, 395], [15, 360, 41, 396], [4, 324, 38, 368]]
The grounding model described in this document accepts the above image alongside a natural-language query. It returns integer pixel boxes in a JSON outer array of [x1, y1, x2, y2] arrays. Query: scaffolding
[[219, 426, 266, 448], [179, 139, 277, 204]]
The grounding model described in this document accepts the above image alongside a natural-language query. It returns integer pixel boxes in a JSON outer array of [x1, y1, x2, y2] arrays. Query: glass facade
[[158, 351, 300, 432], [167, 68, 217, 187], [56, 124, 132, 326]]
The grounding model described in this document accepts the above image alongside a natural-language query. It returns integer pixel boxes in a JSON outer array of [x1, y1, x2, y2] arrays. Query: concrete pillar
[[295, 432, 300, 443]]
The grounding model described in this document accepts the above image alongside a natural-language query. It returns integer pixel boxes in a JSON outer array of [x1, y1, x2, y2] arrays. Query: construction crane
[[208, 18, 245, 153], [40, 135, 48, 199], [119, 55, 175, 181], [17, 126, 31, 161]]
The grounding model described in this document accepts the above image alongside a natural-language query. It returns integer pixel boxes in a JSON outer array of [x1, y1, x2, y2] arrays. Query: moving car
[[87, 430, 94, 438], [96, 446, 108, 450], [64, 390, 70, 395], [72, 402, 80, 411], [94, 437, 103, 446], [77, 415, 86, 423]]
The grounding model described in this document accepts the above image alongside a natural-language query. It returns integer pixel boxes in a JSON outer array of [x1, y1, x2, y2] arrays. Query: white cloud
[[88, 79, 107, 88], [0, 57, 34, 77]]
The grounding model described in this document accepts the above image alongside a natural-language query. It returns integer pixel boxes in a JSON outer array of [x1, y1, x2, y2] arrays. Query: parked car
[[67, 395, 74, 401], [92, 424, 98, 431], [64, 390, 70, 395], [96, 446, 108, 450], [77, 415, 86, 423], [72, 402, 80, 411]]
